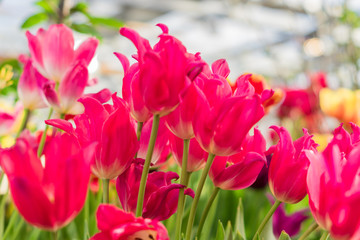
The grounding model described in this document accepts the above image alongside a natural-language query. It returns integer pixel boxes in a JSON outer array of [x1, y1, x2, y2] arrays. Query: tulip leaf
[[215, 220, 225, 240], [71, 23, 102, 40], [21, 12, 48, 29], [89, 17, 124, 29], [70, 2, 88, 14], [278, 231, 292, 240], [36, 0, 55, 14], [225, 221, 233, 240], [234, 231, 245, 240], [235, 198, 246, 239]]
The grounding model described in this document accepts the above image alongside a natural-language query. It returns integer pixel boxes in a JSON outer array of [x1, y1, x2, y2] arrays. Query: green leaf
[[234, 231, 245, 240], [278, 231, 291, 240], [36, 0, 54, 14], [21, 12, 48, 29], [225, 221, 233, 240], [235, 198, 246, 239], [70, 2, 88, 14], [89, 17, 124, 28], [215, 220, 225, 240], [71, 23, 102, 40]]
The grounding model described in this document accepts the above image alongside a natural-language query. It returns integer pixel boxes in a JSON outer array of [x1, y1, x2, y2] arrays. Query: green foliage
[[340, 9, 360, 28], [278, 231, 292, 240], [21, 0, 124, 40], [215, 221, 225, 240]]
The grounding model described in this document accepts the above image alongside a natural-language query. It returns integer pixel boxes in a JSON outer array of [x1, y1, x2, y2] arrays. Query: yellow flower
[[0, 65, 14, 91], [319, 88, 360, 124]]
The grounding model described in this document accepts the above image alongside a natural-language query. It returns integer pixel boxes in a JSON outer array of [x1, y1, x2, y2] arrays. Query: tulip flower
[[306, 125, 360, 240], [0, 112, 16, 136], [137, 117, 170, 166], [114, 52, 151, 123], [120, 24, 197, 116], [0, 133, 96, 231], [209, 128, 267, 190], [17, 56, 47, 110], [46, 94, 138, 180], [116, 160, 194, 221], [169, 133, 208, 172], [90, 204, 169, 240], [26, 24, 98, 83], [267, 195, 309, 238], [268, 126, 317, 204]]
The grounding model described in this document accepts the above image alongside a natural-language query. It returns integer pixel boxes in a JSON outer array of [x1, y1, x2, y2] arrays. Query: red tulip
[[0, 133, 96, 231], [116, 160, 194, 221], [120, 24, 196, 116], [46, 94, 138, 179], [17, 57, 48, 110], [306, 124, 360, 240], [90, 204, 169, 240], [209, 128, 267, 190], [268, 126, 317, 203], [26, 24, 98, 83], [114, 52, 151, 122], [169, 133, 208, 172], [137, 117, 170, 166]]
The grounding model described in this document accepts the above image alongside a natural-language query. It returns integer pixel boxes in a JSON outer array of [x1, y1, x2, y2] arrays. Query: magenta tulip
[[46, 94, 138, 179], [268, 126, 317, 204], [0, 133, 96, 231], [26, 24, 98, 83], [120, 24, 197, 116], [209, 128, 267, 190], [114, 52, 151, 122], [17, 57, 48, 110], [90, 204, 169, 240], [306, 124, 360, 240], [116, 160, 194, 221], [169, 133, 208, 172]]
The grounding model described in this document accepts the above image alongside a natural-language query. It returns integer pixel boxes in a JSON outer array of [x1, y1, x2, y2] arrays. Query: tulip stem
[[16, 108, 31, 138], [252, 199, 281, 240], [175, 139, 190, 240], [136, 122, 144, 141], [52, 230, 58, 240], [197, 186, 220, 239], [185, 153, 216, 240], [298, 222, 319, 240], [320, 231, 330, 240], [136, 114, 160, 217], [102, 179, 110, 204], [37, 108, 54, 158]]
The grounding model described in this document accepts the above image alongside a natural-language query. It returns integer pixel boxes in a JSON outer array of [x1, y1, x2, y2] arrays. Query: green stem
[[298, 222, 319, 240], [0, 191, 8, 240], [37, 108, 54, 158], [185, 153, 216, 240], [136, 115, 160, 217], [102, 179, 109, 204], [83, 189, 90, 240], [3, 210, 18, 239], [197, 187, 220, 239], [135, 122, 144, 158], [252, 199, 282, 240], [320, 231, 330, 240], [52, 230, 58, 240], [174, 139, 190, 240], [136, 122, 143, 141], [16, 108, 30, 138]]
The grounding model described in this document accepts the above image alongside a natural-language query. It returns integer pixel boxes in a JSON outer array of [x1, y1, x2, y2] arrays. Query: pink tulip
[[209, 128, 267, 190], [306, 125, 360, 240], [26, 24, 98, 83], [120, 24, 198, 116], [114, 52, 151, 122], [169, 133, 208, 172], [17, 57, 48, 110], [46, 94, 138, 179], [137, 117, 171, 166], [0, 112, 16, 136], [116, 160, 194, 221], [90, 204, 169, 240], [0, 133, 96, 231], [268, 126, 317, 204]]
